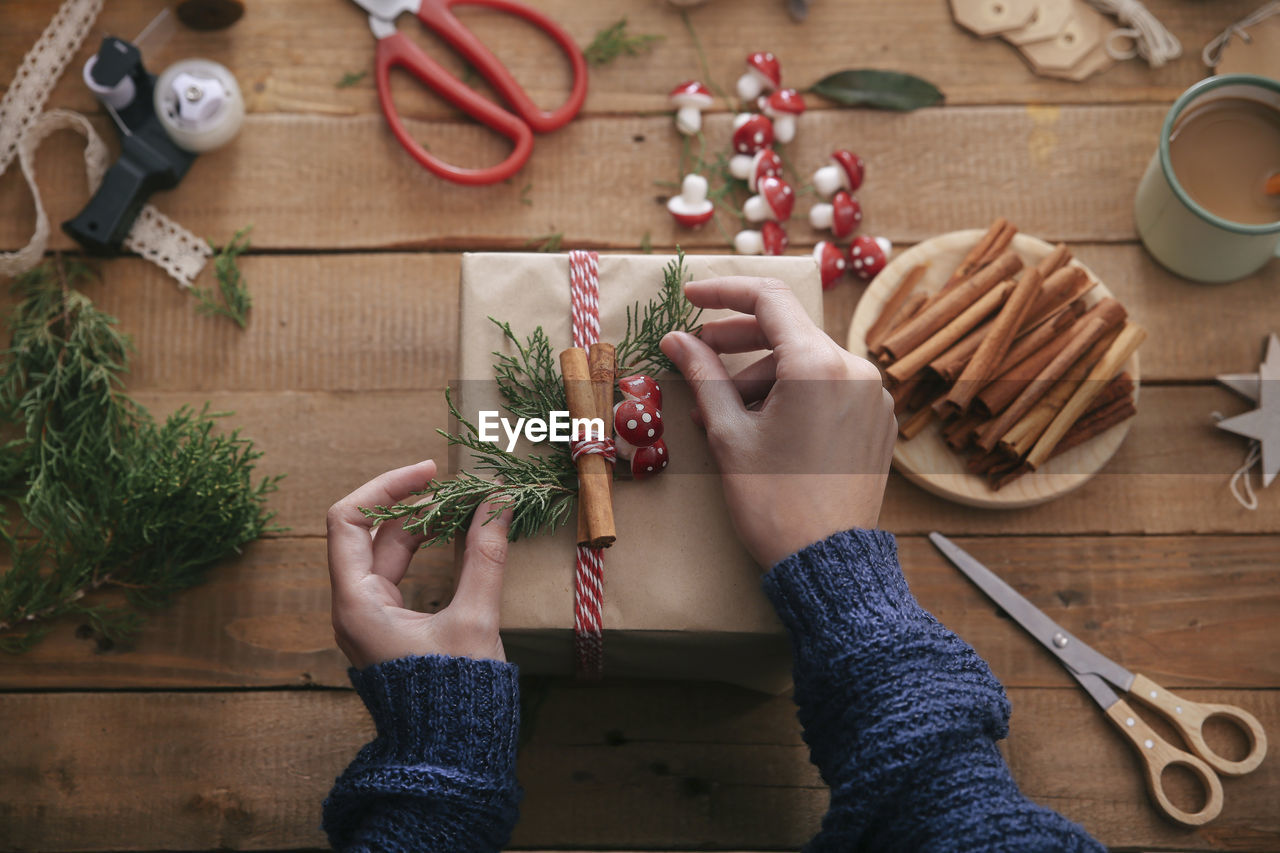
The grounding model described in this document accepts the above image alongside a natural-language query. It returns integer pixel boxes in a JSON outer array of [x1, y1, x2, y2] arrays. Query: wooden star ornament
[[1216, 334, 1280, 487]]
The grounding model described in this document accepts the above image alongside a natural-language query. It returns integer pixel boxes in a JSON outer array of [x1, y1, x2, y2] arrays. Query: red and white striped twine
[[568, 249, 606, 680]]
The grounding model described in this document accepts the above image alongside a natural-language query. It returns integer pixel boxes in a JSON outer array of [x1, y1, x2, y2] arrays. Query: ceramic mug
[[1134, 74, 1280, 283]]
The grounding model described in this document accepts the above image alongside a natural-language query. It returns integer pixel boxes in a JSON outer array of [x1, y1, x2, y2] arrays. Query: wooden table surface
[[2, 0, 1278, 850]]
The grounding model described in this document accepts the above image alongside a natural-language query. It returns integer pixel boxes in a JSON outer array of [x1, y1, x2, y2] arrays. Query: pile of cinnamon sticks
[[867, 218, 1146, 491]]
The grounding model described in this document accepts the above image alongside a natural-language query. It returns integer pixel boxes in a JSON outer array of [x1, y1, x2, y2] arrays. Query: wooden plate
[[847, 230, 1140, 509]]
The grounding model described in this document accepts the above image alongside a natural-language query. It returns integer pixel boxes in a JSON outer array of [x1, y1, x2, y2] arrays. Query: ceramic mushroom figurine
[[758, 89, 805, 143], [733, 220, 789, 255], [669, 81, 713, 135], [667, 174, 715, 228], [629, 438, 669, 480], [814, 240, 849, 290], [728, 113, 775, 177], [848, 235, 893, 281], [618, 374, 662, 408], [736, 51, 781, 101], [743, 175, 795, 223], [808, 190, 862, 239], [613, 399, 664, 461], [812, 149, 865, 198], [729, 148, 784, 190]]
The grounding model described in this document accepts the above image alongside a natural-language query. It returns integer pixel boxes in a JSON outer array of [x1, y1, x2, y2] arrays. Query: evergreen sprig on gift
[[364, 252, 696, 547], [0, 260, 280, 652]]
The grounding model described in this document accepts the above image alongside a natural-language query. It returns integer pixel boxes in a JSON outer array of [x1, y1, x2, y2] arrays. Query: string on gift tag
[[0, 0, 212, 287], [568, 249, 607, 679], [1084, 0, 1182, 67], [1202, 2, 1280, 68], [1212, 411, 1261, 511]]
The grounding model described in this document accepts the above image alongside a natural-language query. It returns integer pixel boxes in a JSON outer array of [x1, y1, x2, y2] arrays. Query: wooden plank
[[120, 385, 1277, 538], [3, 535, 1275, 692], [0, 106, 1172, 252], [12, 248, 1274, 393], [0, 687, 1276, 851], [1, 0, 1254, 117]]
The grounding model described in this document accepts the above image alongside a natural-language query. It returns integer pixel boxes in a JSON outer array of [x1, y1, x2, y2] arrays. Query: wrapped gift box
[[453, 253, 823, 692]]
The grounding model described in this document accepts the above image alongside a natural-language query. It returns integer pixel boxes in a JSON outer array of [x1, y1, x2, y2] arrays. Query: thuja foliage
[[0, 260, 280, 652], [363, 252, 697, 547]]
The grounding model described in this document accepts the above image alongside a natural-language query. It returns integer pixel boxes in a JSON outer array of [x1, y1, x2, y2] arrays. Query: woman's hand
[[661, 277, 896, 568], [326, 460, 512, 669]]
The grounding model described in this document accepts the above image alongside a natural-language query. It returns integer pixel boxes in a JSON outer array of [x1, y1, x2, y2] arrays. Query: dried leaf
[[810, 69, 944, 112]]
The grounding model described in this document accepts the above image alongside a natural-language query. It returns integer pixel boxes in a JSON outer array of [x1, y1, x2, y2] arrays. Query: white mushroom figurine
[[733, 220, 789, 255], [758, 88, 806, 144], [667, 174, 715, 228], [743, 176, 795, 224], [736, 51, 781, 101], [668, 81, 713, 136]]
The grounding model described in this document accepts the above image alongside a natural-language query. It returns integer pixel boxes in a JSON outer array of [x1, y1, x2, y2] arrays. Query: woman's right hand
[[661, 277, 897, 569]]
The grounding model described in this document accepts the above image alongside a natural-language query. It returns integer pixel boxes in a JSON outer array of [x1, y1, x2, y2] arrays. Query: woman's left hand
[[326, 460, 512, 669]]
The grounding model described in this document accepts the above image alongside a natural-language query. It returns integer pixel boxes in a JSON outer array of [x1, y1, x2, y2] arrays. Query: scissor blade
[[928, 532, 1135, 692], [351, 0, 418, 21], [1070, 671, 1122, 712]]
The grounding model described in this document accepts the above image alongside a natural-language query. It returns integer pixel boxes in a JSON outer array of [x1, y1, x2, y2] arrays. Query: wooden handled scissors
[[351, 0, 588, 185], [929, 532, 1267, 826]]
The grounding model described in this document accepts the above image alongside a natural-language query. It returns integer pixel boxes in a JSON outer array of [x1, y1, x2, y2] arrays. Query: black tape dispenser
[[63, 22, 243, 254]]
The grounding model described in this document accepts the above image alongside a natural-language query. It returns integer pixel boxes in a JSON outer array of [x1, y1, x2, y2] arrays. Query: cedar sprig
[[360, 388, 577, 546], [0, 260, 279, 652], [615, 249, 701, 375], [583, 18, 663, 66], [490, 318, 568, 434], [194, 225, 253, 328]]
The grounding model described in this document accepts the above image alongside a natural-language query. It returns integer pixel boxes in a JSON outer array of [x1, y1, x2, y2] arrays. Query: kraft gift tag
[[1215, 15, 1280, 79], [1003, 0, 1074, 45], [1018, 0, 1109, 72], [951, 0, 1038, 36]]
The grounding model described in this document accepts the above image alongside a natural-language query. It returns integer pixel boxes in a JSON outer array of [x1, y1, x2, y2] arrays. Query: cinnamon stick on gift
[[576, 343, 616, 545], [886, 279, 1016, 384], [937, 265, 1045, 418], [1026, 324, 1147, 469], [973, 298, 1126, 452], [865, 264, 928, 352], [879, 251, 1023, 362], [561, 346, 616, 549]]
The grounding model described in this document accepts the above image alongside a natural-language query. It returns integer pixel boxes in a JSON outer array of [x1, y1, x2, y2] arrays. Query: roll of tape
[[153, 58, 244, 152]]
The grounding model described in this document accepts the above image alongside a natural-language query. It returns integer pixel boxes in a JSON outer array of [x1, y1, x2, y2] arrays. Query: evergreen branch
[[194, 225, 253, 328], [583, 18, 663, 66], [336, 70, 366, 88], [615, 249, 701, 375], [525, 231, 564, 253], [0, 260, 279, 651], [490, 318, 568, 435]]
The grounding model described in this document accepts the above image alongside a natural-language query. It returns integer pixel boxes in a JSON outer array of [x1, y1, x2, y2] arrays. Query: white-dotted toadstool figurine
[[630, 438, 669, 479], [743, 176, 795, 224], [812, 149, 865, 198], [729, 148, 784, 190], [618, 374, 662, 408], [736, 51, 781, 101], [667, 174, 715, 228], [728, 113, 775, 178], [613, 399, 664, 460], [814, 241, 848, 290], [848, 235, 892, 282], [668, 81, 713, 136], [808, 190, 862, 240], [733, 220, 789, 255], [758, 88, 806, 143]]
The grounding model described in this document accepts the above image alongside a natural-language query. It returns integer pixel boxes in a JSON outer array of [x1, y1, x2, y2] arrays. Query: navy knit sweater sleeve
[[322, 654, 521, 852], [765, 528, 1103, 852]]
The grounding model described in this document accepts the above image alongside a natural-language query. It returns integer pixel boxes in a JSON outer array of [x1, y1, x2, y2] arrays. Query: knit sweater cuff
[[349, 654, 520, 780], [763, 528, 925, 653]]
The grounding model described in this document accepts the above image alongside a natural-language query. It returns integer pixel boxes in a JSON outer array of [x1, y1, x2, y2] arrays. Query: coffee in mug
[[1135, 75, 1280, 283]]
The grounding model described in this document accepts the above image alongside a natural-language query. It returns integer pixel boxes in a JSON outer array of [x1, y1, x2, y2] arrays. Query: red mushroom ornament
[[848, 235, 893, 281], [812, 149, 865, 198], [758, 88, 806, 143], [743, 176, 795, 224], [736, 52, 781, 101], [667, 174, 715, 228], [808, 190, 862, 239], [814, 240, 849, 290], [630, 438, 669, 480], [733, 220, 788, 255], [669, 81, 714, 135], [618, 374, 662, 408], [728, 148, 784, 191], [613, 399, 664, 461]]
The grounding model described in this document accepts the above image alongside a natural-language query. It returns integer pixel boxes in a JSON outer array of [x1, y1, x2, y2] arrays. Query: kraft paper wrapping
[[455, 253, 823, 692]]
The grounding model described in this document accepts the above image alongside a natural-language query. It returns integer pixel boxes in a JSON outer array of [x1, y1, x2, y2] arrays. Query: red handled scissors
[[351, 0, 588, 185]]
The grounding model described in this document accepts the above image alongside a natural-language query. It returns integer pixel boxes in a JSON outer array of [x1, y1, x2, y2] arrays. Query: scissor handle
[[1129, 673, 1268, 777], [373, 31, 534, 185], [418, 0, 588, 133], [1105, 698, 1225, 826]]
